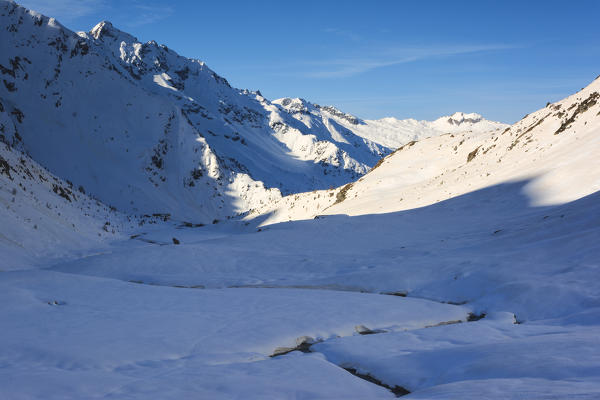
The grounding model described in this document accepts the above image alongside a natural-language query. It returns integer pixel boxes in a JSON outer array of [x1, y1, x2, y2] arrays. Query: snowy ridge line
[[274, 97, 508, 150]]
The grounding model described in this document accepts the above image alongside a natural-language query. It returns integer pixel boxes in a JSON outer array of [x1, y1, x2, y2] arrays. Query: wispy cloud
[[323, 28, 362, 42], [302, 44, 518, 78], [18, 0, 105, 20], [126, 3, 174, 27], [19, 0, 174, 26]]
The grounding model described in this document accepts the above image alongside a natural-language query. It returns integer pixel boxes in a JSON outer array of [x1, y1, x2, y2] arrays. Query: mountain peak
[[274, 98, 361, 125], [442, 112, 484, 125], [426, 111, 506, 134], [274, 98, 312, 114], [90, 20, 137, 43]]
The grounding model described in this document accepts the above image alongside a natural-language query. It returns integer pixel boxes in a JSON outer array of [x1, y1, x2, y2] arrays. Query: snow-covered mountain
[[260, 75, 600, 225], [0, 1, 505, 223], [0, 2, 377, 221], [325, 77, 600, 216], [274, 98, 508, 149]]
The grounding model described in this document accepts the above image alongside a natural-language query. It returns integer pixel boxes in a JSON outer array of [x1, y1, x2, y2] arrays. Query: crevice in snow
[[271, 336, 319, 357], [342, 367, 411, 397], [126, 280, 205, 289]]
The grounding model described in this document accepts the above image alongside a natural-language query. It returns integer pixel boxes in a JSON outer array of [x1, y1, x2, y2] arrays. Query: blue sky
[[17, 0, 600, 123]]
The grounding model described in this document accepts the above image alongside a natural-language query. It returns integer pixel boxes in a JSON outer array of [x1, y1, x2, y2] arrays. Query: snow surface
[[1, 1, 599, 399], [314, 312, 600, 397]]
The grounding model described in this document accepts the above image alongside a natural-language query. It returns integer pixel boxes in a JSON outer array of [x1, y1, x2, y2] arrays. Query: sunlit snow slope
[[326, 76, 600, 216]]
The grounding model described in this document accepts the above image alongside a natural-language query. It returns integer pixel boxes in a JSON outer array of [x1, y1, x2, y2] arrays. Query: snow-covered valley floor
[[2, 175, 599, 399]]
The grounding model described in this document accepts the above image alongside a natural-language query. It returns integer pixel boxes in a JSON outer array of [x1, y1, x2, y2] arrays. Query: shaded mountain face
[[0, 138, 132, 269]]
